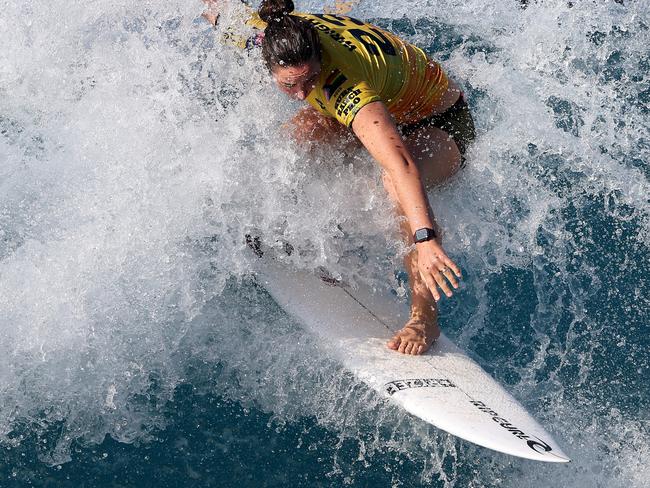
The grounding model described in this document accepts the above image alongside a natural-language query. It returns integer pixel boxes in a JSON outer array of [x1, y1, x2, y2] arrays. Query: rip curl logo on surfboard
[[470, 400, 554, 454], [385, 378, 456, 396]]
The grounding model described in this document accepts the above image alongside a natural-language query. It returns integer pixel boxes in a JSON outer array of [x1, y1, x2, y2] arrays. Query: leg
[[405, 126, 462, 187], [385, 125, 463, 355]]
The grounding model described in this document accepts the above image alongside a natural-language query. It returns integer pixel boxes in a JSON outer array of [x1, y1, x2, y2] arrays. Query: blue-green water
[[1, 0, 648, 486]]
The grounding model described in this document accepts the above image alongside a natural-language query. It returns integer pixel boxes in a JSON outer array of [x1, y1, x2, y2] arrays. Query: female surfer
[[204, 0, 475, 355]]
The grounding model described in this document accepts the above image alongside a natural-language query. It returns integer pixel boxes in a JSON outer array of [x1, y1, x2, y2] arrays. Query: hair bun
[[258, 0, 295, 23]]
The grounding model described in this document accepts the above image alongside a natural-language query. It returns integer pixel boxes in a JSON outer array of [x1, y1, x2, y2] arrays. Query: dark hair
[[258, 0, 321, 70]]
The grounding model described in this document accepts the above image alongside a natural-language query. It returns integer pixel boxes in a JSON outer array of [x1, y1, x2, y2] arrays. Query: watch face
[[415, 228, 435, 242]]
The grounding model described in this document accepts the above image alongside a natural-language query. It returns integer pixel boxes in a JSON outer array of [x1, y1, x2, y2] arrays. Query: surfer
[[204, 0, 475, 355]]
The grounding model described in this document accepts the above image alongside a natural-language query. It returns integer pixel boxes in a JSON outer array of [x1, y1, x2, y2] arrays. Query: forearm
[[386, 159, 435, 233], [351, 102, 435, 234], [352, 103, 461, 303]]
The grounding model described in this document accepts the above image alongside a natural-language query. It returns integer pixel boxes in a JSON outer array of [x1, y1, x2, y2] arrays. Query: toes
[[388, 326, 436, 355]]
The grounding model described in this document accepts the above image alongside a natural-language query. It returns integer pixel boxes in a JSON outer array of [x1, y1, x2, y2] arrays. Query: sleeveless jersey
[[242, 11, 449, 126]]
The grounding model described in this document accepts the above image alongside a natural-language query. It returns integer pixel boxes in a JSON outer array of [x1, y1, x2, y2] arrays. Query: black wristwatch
[[413, 227, 437, 244]]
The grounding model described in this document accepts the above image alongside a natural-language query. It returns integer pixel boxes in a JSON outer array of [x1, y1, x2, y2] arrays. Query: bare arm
[[351, 101, 434, 233], [352, 101, 461, 300]]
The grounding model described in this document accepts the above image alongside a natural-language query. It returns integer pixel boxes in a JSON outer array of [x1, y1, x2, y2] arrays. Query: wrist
[[413, 227, 437, 244]]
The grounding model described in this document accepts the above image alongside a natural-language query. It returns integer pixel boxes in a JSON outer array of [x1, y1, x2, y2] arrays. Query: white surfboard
[[251, 246, 570, 463]]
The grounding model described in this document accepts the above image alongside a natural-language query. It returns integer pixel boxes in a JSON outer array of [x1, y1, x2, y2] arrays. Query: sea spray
[[0, 0, 648, 486]]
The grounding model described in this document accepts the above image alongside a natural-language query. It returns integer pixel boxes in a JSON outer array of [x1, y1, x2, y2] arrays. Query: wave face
[[1, 0, 648, 486]]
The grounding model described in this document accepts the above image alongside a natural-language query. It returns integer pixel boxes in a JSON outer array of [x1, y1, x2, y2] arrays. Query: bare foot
[[387, 315, 440, 355]]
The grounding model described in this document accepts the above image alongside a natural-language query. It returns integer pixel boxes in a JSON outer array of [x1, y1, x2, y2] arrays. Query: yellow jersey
[[241, 11, 449, 126]]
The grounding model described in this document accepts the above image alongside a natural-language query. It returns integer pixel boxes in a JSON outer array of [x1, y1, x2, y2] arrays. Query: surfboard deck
[[251, 249, 570, 463]]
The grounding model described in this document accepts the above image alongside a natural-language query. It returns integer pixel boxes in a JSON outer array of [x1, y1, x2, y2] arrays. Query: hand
[[415, 239, 462, 301], [201, 0, 222, 27]]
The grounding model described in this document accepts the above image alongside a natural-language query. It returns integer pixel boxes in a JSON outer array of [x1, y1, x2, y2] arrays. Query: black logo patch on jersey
[[334, 87, 362, 117], [314, 97, 326, 111], [323, 70, 347, 101]]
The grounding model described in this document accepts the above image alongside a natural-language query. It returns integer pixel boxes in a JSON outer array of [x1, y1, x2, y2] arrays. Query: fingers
[[432, 268, 453, 298], [419, 269, 441, 301], [419, 254, 463, 301], [441, 267, 458, 289], [444, 257, 462, 280], [435, 253, 461, 287], [441, 259, 460, 288], [421, 266, 452, 301]]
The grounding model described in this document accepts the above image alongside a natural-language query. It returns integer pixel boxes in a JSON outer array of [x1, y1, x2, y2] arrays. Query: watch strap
[[413, 227, 437, 244]]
